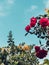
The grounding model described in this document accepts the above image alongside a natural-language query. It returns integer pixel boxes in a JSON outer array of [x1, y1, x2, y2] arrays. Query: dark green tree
[[7, 31, 15, 55], [7, 30, 15, 47]]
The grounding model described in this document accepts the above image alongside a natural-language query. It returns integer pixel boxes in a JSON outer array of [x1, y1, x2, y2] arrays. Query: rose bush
[[25, 12, 49, 59]]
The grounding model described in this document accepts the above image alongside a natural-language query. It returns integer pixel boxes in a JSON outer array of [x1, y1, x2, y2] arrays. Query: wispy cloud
[[43, 0, 49, 9], [24, 5, 38, 23], [26, 5, 38, 12], [0, 12, 6, 16], [7, 0, 14, 4], [0, 0, 15, 16]]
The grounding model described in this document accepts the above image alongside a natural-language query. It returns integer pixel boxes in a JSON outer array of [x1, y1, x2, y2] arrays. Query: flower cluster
[[17, 44, 30, 51], [25, 17, 37, 32], [35, 46, 48, 59], [25, 17, 49, 32]]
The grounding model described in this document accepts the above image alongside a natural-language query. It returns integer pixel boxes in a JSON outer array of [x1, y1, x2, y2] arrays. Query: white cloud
[[24, 5, 38, 23], [31, 5, 37, 10], [0, 6, 3, 11], [0, 12, 6, 16], [7, 0, 14, 4], [44, 0, 49, 9], [0, 0, 15, 16], [26, 5, 38, 12], [46, 0, 49, 8]]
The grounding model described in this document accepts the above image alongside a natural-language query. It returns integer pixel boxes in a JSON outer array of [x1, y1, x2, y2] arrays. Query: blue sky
[[0, 0, 49, 47]]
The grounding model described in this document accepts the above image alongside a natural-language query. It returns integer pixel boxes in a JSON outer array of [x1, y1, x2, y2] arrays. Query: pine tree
[[7, 30, 14, 47], [7, 31, 15, 55]]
